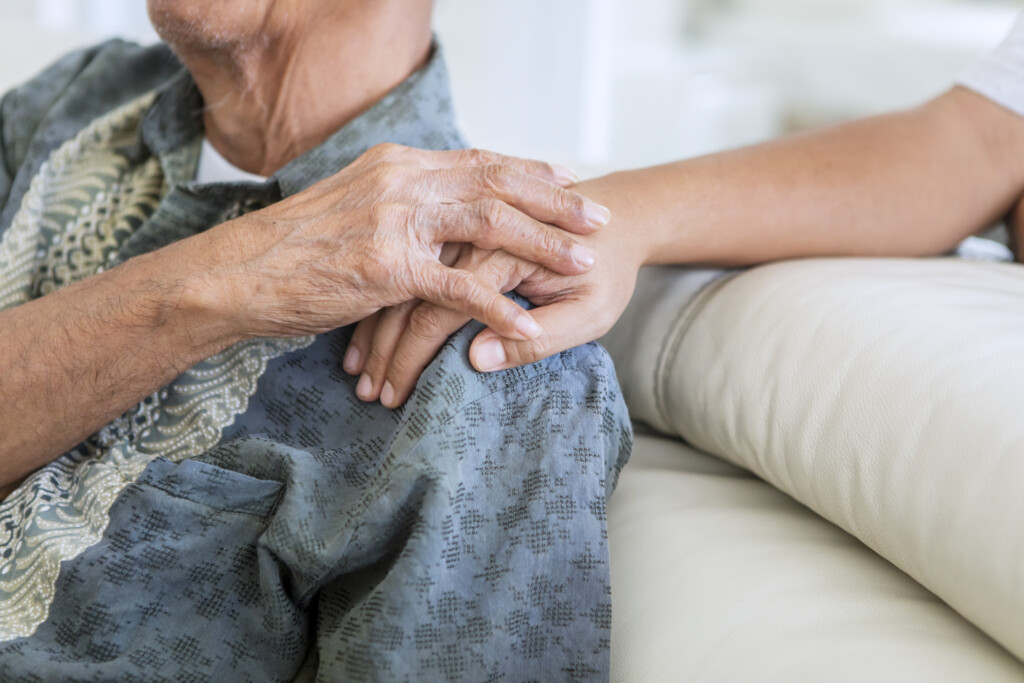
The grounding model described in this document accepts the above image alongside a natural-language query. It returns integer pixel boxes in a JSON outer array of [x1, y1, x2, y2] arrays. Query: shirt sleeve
[[957, 13, 1024, 118]]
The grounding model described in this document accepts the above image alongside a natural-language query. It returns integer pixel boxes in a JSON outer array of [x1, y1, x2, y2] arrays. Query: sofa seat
[[608, 434, 1024, 682], [604, 257, 1024, 680]]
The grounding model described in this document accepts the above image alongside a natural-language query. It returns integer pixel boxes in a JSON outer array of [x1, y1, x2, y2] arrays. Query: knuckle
[[480, 163, 514, 193], [368, 201, 403, 227], [480, 199, 509, 239], [484, 294, 515, 328], [407, 305, 448, 341], [522, 336, 548, 363], [462, 148, 498, 166], [368, 142, 401, 160], [357, 252, 391, 285], [535, 227, 564, 257], [557, 188, 587, 220], [408, 203, 431, 235], [479, 253, 511, 283], [368, 161, 403, 187], [365, 342, 391, 371], [437, 271, 487, 314], [367, 201, 389, 224], [506, 332, 549, 366], [387, 355, 414, 379], [445, 270, 477, 303], [463, 246, 495, 269]]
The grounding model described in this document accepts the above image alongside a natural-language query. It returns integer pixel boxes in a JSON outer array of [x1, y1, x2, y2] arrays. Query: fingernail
[[475, 339, 507, 371], [343, 345, 361, 374], [380, 381, 395, 407], [356, 373, 373, 400], [583, 198, 611, 227], [514, 315, 543, 340], [571, 244, 596, 268], [552, 164, 579, 186]]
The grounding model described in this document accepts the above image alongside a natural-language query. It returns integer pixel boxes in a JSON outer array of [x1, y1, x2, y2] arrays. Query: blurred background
[[0, 0, 1021, 176]]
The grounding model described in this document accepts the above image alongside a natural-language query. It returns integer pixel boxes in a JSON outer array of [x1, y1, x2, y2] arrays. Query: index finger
[[412, 262, 543, 342], [440, 165, 611, 235], [382, 302, 471, 408]]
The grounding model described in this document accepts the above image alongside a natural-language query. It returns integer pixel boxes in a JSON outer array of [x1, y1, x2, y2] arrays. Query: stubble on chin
[[147, 1, 259, 53]]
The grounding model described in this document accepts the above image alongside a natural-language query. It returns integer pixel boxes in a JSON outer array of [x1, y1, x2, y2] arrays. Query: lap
[[0, 319, 632, 682]]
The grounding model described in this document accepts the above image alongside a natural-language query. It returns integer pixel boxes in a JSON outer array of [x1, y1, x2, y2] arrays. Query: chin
[[147, 0, 277, 51]]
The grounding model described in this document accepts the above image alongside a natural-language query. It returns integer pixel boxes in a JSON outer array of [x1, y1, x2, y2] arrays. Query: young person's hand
[[344, 176, 646, 408]]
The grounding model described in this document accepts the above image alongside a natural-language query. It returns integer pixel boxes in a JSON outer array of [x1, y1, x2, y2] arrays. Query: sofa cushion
[[609, 434, 1024, 681], [605, 258, 1024, 663]]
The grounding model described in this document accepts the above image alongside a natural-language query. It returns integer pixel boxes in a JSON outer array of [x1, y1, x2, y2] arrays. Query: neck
[[179, 3, 433, 176]]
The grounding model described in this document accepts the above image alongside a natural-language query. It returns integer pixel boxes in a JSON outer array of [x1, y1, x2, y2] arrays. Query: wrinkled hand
[[198, 143, 611, 341], [344, 191, 645, 408]]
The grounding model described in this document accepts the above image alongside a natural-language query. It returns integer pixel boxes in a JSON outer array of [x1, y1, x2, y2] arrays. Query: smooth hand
[[344, 181, 645, 408], [194, 143, 611, 342]]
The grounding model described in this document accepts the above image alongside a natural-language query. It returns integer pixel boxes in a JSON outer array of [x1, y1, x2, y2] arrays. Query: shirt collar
[[138, 43, 466, 198]]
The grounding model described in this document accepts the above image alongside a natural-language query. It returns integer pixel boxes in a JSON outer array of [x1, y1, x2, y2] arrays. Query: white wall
[[0, 0, 1019, 178], [434, 0, 616, 166], [438, 0, 1020, 174]]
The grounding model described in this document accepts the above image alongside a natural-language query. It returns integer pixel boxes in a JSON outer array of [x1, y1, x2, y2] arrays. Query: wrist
[[138, 230, 251, 352], [575, 171, 657, 266], [168, 266, 249, 351]]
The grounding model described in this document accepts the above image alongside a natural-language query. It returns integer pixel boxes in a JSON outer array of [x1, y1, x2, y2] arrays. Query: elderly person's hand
[[344, 174, 643, 407], [0, 142, 608, 482], [199, 143, 609, 342]]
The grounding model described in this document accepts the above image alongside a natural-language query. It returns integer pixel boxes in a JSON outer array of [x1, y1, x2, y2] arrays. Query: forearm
[[578, 86, 1024, 266], [0, 234, 241, 487], [0, 142, 605, 485]]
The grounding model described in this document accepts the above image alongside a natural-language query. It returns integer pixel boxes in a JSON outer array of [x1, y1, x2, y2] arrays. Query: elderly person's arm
[[0, 142, 606, 490], [352, 84, 1024, 407], [0, 0, 624, 489]]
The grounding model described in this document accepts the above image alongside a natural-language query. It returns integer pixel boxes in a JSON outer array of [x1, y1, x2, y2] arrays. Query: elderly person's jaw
[[146, 0, 435, 176]]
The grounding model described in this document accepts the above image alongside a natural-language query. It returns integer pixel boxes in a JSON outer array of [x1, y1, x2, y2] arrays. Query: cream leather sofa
[[603, 256, 1024, 681]]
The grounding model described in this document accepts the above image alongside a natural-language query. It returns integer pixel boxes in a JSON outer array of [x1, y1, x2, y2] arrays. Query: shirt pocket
[[8, 456, 302, 681], [135, 456, 283, 517]]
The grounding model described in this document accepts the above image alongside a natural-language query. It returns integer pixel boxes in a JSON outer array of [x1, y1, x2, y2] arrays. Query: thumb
[[470, 300, 594, 372]]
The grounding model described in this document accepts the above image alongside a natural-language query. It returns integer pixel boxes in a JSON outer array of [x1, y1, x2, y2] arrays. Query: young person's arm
[[590, 86, 1024, 268], [351, 83, 1024, 406]]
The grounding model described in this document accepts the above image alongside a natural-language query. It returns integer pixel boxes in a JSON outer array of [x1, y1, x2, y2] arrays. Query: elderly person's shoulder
[[1, 39, 180, 175]]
